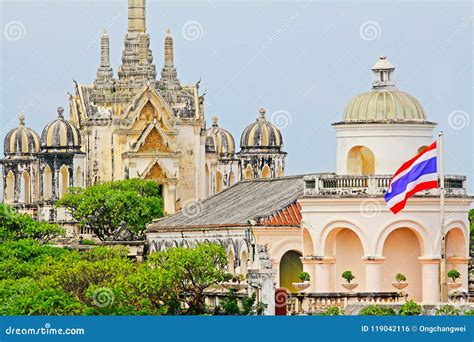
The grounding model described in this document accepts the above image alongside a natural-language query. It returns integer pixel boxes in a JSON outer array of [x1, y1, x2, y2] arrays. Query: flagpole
[[439, 131, 447, 302]]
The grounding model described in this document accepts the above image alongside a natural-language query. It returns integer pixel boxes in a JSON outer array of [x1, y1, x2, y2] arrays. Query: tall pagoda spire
[[117, 0, 156, 89], [164, 29, 174, 67], [128, 0, 146, 33], [159, 29, 180, 91], [94, 29, 114, 89]]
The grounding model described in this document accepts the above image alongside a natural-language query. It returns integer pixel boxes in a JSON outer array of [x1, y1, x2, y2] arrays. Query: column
[[419, 258, 440, 303], [314, 257, 335, 292], [363, 257, 385, 292], [300, 257, 317, 292], [447, 257, 470, 290]]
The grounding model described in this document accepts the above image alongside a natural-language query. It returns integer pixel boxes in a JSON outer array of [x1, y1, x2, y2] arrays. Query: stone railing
[[287, 292, 405, 315], [203, 289, 249, 313], [303, 174, 467, 197]]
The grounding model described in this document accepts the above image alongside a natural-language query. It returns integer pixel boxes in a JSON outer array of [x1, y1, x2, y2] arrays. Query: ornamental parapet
[[302, 174, 467, 197]]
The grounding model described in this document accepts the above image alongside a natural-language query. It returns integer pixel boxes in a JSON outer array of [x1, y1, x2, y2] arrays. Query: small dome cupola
[[3, 114, 40, 157], [240, 108, 283, 151], [205, 116, 235, 158], [371, 56, 396, 89], [41, 106, 81, 152], [341, 56, 428, 123]]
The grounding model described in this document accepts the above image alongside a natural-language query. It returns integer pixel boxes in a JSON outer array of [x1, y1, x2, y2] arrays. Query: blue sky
[[1, 0, 472, 192]]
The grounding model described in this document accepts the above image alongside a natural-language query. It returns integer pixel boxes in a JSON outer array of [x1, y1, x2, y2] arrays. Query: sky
[[1, 0, 473, 192]]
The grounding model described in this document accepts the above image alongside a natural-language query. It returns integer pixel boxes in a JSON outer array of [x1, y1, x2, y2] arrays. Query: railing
[[287, 292, 405, 315], [303, 174, 467, 197]]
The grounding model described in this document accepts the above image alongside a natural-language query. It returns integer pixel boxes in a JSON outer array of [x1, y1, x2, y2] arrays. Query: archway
[[446, 228, 466, 258], [75, 166, 83, 187], [228, 249, 235, 275], [261, 164, 271, 179], [244, 164, 253, 180], [279, 250, 303, 293], [347, 146, 375, 175], [324, 228, 365, 292], [6, 171, 14, 203], [59, 165, 69, 198], [20, 171, 31, 204], [277, 166, 283, 177], [229, 171, 235, 186], [43, 165, 52, 200], [303, 228, 314, 257], [215, 171, 223, 193], [205, 164, 210, 197], [240, 249, 248, 275], [381, 228, 422, 301]]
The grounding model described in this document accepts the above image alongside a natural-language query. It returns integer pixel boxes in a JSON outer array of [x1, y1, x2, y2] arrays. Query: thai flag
[[385, 141, 438, 214]]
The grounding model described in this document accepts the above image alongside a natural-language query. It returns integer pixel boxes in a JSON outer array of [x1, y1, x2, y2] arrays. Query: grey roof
[[147, 175, 305, 231]]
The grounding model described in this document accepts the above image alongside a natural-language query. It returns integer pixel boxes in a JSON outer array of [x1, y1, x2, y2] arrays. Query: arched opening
[[280, 250, 303, 293], [43, 165, 52, 200], [240, 249, 248, 275], [5, 171, 14, 203], [215, 171, 223, 193], [446, 228, 466, 258], [228, 249, 235, 275], [20, 171, 31, 204], [324, 228, 365, 292], [244, 165, 253, 180], [418, 145, 428, 154], [205, 164, 210, 197], [261, 164, 271, 179], [347, 146, 375, 175], [229, 171, 235, 186], [59, 165, 69, 198], [303, 228, 314, 257], [75, 166, 83, 187], [381, 228, 422, 301], [277, 166, 283, 177]]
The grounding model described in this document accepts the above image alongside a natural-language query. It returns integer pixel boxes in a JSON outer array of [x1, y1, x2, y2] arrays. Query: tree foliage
[[0, 204, 63, 244], [56, 179, 163, 240], [0, 240, 230, 316]]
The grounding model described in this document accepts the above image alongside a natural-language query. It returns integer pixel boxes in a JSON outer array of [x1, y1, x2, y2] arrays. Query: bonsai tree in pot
[[292, 271, 311, 292], [447, 269, 461, 290], [392, 273, 408, 290], [341, 270, 358, 291]]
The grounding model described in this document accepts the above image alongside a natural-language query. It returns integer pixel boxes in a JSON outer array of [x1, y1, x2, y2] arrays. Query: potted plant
[[222, 273, 247, 291], [392, 273, 408, 290], [447, 269, 462, 290], [292, 271, 311, 292], [341, 270, 358, 291]]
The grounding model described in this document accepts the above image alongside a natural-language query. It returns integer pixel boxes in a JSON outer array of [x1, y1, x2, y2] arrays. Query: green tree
[[56, 179, 163, 240], [0, 204, 63, 243], [148, 243, 229, 314]]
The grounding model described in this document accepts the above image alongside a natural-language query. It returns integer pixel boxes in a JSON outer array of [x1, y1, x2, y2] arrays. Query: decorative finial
[[166, 28, 172, 37], [212, 116, 218, 127], [102, 29, 108, 36], [259, 108, 266, 119], [371, 55, 396, 90], [18, 113, 25, 126], [57, 106, 64, 118]]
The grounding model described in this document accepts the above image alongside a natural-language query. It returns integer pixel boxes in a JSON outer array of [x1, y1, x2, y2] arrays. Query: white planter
[[292, 281, 310, 292], [342, 283, 358, 291], [392, 282, 408, 290]]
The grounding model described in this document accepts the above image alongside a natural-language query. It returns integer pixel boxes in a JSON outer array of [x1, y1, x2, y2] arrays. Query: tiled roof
[[146, 175, 305, 232]]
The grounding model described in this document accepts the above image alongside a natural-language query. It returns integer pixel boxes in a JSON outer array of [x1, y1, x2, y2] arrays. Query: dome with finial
[[240, 108, 283, 150], [342, 56, 427, 123], [4, 114, 40, 156], [41, 106, 81, 152], [205, 116, 235, 157]]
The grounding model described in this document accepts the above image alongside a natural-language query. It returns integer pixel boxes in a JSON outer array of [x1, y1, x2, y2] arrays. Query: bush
[[359, 305, 396, 316], [324, 306, 341, 316], [435, 305, 460, 316], [447, 269, 461, 283], [463, 310, 474, 316], [342, 270, 355, 283], [395, 273, 407, 282], [398, 300, 422, 316], [298, 272, 310, 282]]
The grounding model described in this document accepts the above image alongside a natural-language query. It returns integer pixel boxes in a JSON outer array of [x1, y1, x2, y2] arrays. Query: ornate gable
[[122, 83, 177, 131]]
